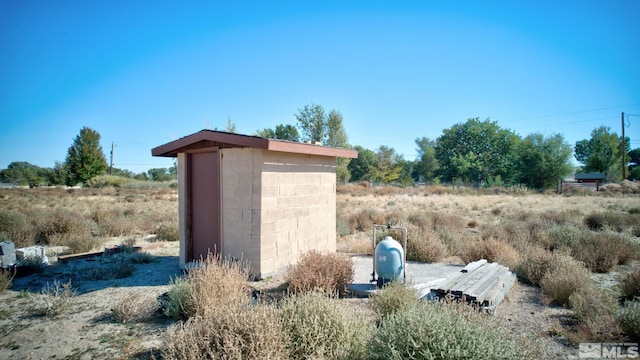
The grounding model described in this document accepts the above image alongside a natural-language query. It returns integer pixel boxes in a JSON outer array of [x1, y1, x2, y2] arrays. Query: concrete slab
[[348, 255, 464, 298]]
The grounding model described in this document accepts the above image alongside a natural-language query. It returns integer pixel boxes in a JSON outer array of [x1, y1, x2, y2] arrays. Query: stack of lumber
[[432, 259, 516, 312]]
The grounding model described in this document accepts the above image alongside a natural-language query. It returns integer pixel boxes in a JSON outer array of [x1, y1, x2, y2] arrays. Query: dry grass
[[112, 292, 160, 323], [27, 279, 76, 317], [285, 251, 353, 295], [618, 299, 640, 340], [459, 237, 520, 269], [181, 254, 251, 318], [540, 253, 591, 306], [568, 286, 623, 342], [163, 303, 288, 360], [280, 291, 373, 360], [0, 187, 178, 254], [621, 268, 640, 299], [0, 268, 15, 292], [514, 245, 554, 286]]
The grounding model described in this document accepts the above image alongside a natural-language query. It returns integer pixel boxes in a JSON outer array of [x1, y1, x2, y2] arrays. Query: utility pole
[[622, 112, 626, 180], [110, 142, 114, 176]]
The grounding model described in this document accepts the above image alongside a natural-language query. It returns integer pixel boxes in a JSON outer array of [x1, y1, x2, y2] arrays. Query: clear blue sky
[[1, 1, 639, 174]]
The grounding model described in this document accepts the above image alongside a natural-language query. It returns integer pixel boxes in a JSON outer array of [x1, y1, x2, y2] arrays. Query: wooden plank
[[461, 259, 487, 273], [432, 271, 467, 294], [466, 266, 509, 302], [482, 272, 517, 313], [58, 250, 105, 263], [450, 262, 499, 296], [433, 260, 488, 294], [57, 246, 140, 263], [476, 270, 512, 305]]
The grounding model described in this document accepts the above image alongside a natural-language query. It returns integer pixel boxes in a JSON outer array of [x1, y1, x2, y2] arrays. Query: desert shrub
[[571, 231, 638, 273], [404, 223, 447, 263], [92, 208, 138, 236], [181, 254, 251, 318], [369, 281, 419, 322], [585, 211, 639, 232], [163, 304, 289, 360], [617, 298, 640, 339], [0, 268, 14, 292], [407, 212, 432, 231], [155, 222, 179, 242], [0, 208, 36, 247], [336, 218, 351, 237], [112, 292, 159, 323], [431, 211, 465, 231], [51, 234, 100, 254], [585, 213, 606, 231], [348, 209, 386, 232], [480, 222, 510, 243], [459, 237, 519, 270], [548, 223, 583, 251], [541, 210, 578, 225], [123, 179, 177, 190], [285, 251, 353, 295], [629, 207, 640, 214], [367, 301, 542, 360], [27, 279, 76, 317], [34, 208, 91, 245], [515, 245, 568, 286], [164, 277, 192, 319], [86, 175, 129, 188], [84, 254, 135, 280], [569, 286, 622, 341], [540, 253, 590, 306], [281, 291, 373, 360], [621, 268, 640, 299], [18, 255, 47, 274]]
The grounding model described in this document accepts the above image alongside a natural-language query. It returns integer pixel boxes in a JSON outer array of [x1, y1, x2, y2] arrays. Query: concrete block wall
[[220, 148, 262, 270], [220, 148, 337, 278], [260, 150, 337, 277]]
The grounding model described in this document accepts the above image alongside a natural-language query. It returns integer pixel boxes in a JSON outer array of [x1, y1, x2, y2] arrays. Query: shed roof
[[152, 130, 358, 158]]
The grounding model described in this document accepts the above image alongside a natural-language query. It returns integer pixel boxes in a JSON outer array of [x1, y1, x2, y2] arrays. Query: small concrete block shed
[[152, 130, 357, 278]]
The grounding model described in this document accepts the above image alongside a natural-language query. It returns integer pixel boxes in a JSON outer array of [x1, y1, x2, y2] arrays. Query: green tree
[[0, 161, 49, 187], [435, 118, 519, 184], [64, 127, 108, 186], [574, 126, 628, 180], [147, 168, 173, 182], [295, 103, 326, 143], [413, 137, 438, 183], [374, 146, 403, 184], [348, 146, 377, 182], [326, 110, 348, 148], [515, 133, 573, 189], [48, 161, 67, 185], [225, 117, 236, 133], [256, 124, 299, 141]]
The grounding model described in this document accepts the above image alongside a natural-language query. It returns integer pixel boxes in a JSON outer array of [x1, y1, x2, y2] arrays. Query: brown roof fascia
[[152, 130, 358, 159]]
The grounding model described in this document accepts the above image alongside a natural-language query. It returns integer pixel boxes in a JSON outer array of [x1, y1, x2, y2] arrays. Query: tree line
[[2, 105, 638, 189], [0, 127, 176, 187]]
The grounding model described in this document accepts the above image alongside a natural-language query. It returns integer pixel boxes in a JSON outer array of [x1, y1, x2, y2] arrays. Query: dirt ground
[[1, 237, 587, 359]]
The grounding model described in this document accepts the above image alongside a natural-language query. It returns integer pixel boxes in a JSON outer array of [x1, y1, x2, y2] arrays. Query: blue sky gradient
[[1, 1, 638, 174]]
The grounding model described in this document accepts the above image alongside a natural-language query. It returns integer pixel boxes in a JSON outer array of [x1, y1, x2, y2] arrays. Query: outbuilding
[[575, 173, 606, 184], [152, 130, 357, 278]]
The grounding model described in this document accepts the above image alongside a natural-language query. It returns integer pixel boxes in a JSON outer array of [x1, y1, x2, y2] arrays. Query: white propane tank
[[374, 236, 404, 286]]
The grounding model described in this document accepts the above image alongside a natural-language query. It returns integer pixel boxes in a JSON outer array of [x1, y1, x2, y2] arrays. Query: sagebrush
[[285, 251, 353, 295]]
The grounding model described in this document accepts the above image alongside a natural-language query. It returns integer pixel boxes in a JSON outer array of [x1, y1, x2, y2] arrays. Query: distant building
[[574, 173, 606, 184]]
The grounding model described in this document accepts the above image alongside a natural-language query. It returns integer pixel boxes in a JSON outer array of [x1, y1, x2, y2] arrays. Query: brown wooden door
[[187, 151, 221, 261]]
